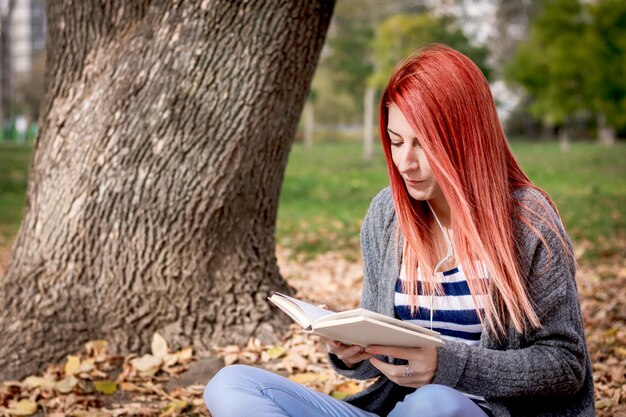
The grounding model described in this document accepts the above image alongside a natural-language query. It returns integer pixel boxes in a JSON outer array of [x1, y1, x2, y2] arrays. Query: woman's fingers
[[319, 337, 342, 353], [369, 356, 436, 388], [333, 344, 373, 366], [319, 338, 373, 367]]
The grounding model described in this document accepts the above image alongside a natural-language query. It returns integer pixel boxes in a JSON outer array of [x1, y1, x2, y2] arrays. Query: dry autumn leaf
[[94, 380, 117, 395], [71, 411, 111, 417], [6, 399, 39, 416], [175, 347, 193, 362], [331, 381, 362, 399], [85, 340, 109, 359], [22, 376, 55, 390], [78, 358, 95, 374], [267, 346, 286, 360], [151, 333, 169, 358], [288, 372, 329, 384], [65, 355, 81, 376], [160, 400, 187, 416], [162, 354, 178, 368], [131, 355, 163, 377], [55, 375, 78, 394]]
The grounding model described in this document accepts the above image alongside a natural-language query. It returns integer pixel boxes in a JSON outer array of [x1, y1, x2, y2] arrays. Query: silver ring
[[403, 366, 414, 377]]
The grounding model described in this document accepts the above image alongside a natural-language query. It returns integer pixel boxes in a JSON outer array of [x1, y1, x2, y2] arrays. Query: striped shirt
[[395, 262, 492, 414]]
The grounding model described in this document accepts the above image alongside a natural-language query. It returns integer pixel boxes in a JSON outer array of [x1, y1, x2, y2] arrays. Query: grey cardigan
[[330, 187, 595, 417]]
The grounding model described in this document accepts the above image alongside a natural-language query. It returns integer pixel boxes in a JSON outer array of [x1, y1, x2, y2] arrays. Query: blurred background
[[0, 0, 624, 260], [2, 1, 626, 146]]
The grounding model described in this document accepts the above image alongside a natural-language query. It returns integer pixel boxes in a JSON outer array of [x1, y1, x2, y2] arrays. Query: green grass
[[1, 141, 625, 259], [0, 143, 31, 246], [278, 141, 626, 259], [510, 142, 626, 258]]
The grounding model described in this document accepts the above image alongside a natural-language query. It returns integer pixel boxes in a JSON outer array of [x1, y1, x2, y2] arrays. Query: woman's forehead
[[387, 105, 418, 138]]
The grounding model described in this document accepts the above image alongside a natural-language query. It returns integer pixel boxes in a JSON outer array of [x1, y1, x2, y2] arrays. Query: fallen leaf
[[94, 380, 117, 395], [7, 399, 39, 416], [267, 346, 286, 360], [223, 353, 238, 366], [160, 400, 187, 416], [151, 333, 169, 358], [77, 358, 95, 374], [288, 372, 329, 384], [64, 355, 81, 376], [22, 376, 55, 390], [597, 398, 613, 409], [331, 381, 362, 399], [175, 347, 193, 362], [55, 375, 78, 394], [162, 354, 178, 368], [85, 340, 109, 358], [130, 354, 163, 376], [72, 411, 111, 417]]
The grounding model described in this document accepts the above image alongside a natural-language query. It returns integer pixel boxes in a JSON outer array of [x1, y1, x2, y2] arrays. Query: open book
[[268, 292, 443, 348]]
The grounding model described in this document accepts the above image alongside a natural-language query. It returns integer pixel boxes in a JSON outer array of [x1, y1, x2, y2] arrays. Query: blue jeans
[[204, 365, 489, 417]]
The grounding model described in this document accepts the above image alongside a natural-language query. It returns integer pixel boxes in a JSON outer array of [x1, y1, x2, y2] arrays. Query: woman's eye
[[391, 141, 403, 147]]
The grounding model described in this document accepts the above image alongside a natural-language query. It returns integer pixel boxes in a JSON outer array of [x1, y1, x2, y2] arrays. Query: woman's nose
[[398, 145, 419, 173]]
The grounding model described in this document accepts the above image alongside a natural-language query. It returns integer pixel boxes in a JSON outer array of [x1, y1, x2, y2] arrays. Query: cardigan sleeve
[[432, 190, 588, 398]]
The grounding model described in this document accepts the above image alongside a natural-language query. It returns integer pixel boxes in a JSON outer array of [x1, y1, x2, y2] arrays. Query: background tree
[[492, 0, 542, 70], [0, 0, 334, 380], [584, 0, 626, 146], [369, 12, 490, 89], [326, 0, 376, 162], [505, 0, 587, 150], [13, 51, 46, 124]]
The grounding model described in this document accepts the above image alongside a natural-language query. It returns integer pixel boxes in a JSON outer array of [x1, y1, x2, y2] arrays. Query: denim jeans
[[204, 365, 489, 417]]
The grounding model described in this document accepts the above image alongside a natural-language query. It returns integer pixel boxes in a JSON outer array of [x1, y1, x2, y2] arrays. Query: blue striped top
[[395, 262, 491, 412]]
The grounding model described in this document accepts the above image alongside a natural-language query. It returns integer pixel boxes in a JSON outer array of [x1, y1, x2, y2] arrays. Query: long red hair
[[379, 44, 571, 336]]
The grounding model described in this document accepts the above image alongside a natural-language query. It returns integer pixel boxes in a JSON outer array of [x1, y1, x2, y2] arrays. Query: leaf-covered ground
[[0, 243, 624, 416]]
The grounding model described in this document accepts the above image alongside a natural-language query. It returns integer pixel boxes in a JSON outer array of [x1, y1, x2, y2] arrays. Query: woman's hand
[[317, 304, 373, 368], [365, 345, 438, 388], [321, 338, 374, 368]]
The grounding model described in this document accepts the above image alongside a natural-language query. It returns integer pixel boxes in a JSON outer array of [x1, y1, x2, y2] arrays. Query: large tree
[[369, 12, 490, 89], [0, 0, 334, 380], [584, 0, 626, 146], [504, 0, 588, 150]]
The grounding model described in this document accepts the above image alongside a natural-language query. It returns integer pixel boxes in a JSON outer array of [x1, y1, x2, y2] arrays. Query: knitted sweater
[[329, 187, 595, 417]]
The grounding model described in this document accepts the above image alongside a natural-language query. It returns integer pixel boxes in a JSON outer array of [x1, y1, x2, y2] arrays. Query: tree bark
[[0, 0, 334, 380]]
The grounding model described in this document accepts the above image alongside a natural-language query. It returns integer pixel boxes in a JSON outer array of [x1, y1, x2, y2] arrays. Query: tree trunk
[[363, 86, 375, 164], [597, 113, 615, 147], [0, 0, 334, 380]]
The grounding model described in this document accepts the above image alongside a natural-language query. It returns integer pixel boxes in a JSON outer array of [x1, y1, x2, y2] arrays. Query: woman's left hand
[[365, 345, 438, 388]]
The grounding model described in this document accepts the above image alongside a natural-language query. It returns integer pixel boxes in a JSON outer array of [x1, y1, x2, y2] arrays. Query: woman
[[203, 44, 595, 417]]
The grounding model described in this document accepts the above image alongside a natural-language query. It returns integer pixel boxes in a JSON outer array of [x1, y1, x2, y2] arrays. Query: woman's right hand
[[317, 304, 373, 368], [321, 338, 374, 368]]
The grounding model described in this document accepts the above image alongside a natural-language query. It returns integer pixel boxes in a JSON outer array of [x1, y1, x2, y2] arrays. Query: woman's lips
[[405, 179, 423, 186]]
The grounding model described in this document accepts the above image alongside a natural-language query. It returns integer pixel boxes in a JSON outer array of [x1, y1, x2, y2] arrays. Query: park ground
[[0, 141, 625, 416]]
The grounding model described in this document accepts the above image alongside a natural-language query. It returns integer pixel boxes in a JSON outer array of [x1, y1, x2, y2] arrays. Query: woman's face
[[387, 104, 444, 203]]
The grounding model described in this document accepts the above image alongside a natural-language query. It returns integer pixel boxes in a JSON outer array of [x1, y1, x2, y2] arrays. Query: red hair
[[379, 44, 571, 336]]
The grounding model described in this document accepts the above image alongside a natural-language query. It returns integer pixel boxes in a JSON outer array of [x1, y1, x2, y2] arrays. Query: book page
[[270, 292, 335, 327]]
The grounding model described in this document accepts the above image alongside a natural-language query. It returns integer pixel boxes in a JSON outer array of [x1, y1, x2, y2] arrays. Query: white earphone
[[426, 201, 453, 330]]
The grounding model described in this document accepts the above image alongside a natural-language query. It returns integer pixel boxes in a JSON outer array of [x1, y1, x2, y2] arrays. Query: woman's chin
[[407, 189, 431, 201]]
